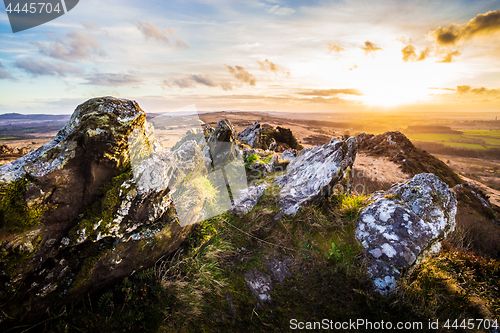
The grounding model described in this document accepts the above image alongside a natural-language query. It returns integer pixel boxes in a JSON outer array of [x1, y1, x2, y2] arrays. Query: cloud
[[83, 73, 142, 86], [164, 74, 232, 90], [15, 59, 82, 77], [34, 31, 104, 62], [137, 22, 169, 44], [401, 45, 416, 62], [328, 42, 344, 52], [136, 22, 189, 48], [225, 65, 256, 86], [0, 61, 14, 79], [438, 50, 461, 63], [267, 5, 295, 16], [257, 59, 290, 76], [417, 47, 431, 61], [431, 10, 500, 46], [457, 85, 500, 95], [297, 89, 362, 96], [176, 38, 189, 49], [361, 41, 382, 55]]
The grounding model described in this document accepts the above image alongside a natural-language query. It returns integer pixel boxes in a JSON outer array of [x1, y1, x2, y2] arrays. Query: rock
[[356, 173, 457, 295], [268, 139, 277, 151], [231, 182, 268, 215], [280, 149, 296, 162], [207, 119, 240, 169], [264, 257, 292, 285], [356, 131, 462, 187], [237, 122, 261, 148], [274, 136, 358, 216], [244, 270, 272, 306], [0, 97, 200, 326]]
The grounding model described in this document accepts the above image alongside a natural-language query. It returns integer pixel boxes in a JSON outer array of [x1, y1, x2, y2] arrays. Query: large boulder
[[356, 173, 457, 294], [0, 97, 201, 326], [274, 136, 357, 216]]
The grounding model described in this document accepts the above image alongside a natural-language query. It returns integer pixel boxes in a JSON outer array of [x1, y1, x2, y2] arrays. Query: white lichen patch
[[356, 173, 457, 295]]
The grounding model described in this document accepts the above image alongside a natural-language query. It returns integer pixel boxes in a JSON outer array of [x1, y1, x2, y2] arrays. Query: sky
[[0, 0, 500, 114]]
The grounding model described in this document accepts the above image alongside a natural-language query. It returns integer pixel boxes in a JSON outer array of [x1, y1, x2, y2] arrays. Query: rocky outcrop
[[0, 97, 238, 326], [274, 136, 357, 216], [231, 182, 268, 215], [237, 122, 261, 148], [357, 131, 463, 187], [356, 173, 457, 294]]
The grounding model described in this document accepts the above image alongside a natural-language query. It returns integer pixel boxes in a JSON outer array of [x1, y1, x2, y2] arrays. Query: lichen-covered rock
[[274, 136, 358, 216], [237, 122, 262, 148], [356, 173, 457, 294], [231, 182, 268, 215], [280, 149, 296, 162], [0, 97, 199, 327], [244, 270, 272, 306], [207, 119, 239, 169]]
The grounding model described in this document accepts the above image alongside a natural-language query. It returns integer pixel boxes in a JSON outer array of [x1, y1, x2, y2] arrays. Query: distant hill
[[0, 113, 71, 121]]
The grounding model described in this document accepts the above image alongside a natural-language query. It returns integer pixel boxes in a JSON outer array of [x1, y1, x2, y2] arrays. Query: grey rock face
[[244, 270, 272, 306], [231, 182, 268, 215], [207, 119, 239, 169], [0, 97, 199, 324], [356, 173, 457, 294], [280, 149, 296, 162], [274, 136, 358, 216], [237, 122, 261, 148]]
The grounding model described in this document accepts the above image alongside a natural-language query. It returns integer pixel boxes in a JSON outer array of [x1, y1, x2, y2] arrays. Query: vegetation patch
[[0, 177, 45, 233]]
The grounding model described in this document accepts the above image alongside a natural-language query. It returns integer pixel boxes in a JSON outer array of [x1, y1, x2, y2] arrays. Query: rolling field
[[407, 129, 500, 150]]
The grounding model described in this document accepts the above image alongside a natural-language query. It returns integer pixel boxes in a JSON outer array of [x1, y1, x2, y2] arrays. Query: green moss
[[0, 177, 45, 233], [70, 168, 134, 242]]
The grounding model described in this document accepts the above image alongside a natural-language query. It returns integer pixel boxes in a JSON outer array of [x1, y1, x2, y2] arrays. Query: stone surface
[[280, 149, 296, 162], [237, 122, 261, 148], [356, 173, 457, 294], [0, 97, 202, 326], [274, 136, 358, 216], [231, 182, 268, 215], [244, 270, 272, 306]]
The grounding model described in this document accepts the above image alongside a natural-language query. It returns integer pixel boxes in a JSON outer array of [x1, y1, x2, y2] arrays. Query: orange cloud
[[225, 65, 256, 86], [328, 42, 344, 52], [361, 41, 382, 55], [431, 10, 500, 46], [401, 45, 416, 62], [438, 50, 461, 63]]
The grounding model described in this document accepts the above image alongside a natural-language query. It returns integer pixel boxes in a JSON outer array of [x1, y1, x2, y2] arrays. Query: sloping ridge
[[357, 131, 463, 187]]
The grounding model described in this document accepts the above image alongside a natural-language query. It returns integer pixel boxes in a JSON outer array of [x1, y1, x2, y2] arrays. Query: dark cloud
[[83, 73, 142, 86], [431, 10, 500, 46], [361, 41, 382, 55], [401, 45, 416, 62], [297, 89, 362, 96], [225, 65, 256, 86], [438, 50, 461, 63], [15, 59, 82, 77], [328, 42, 344, 52], [34, 31, 104, 62], [0, 61, 14, 80]]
